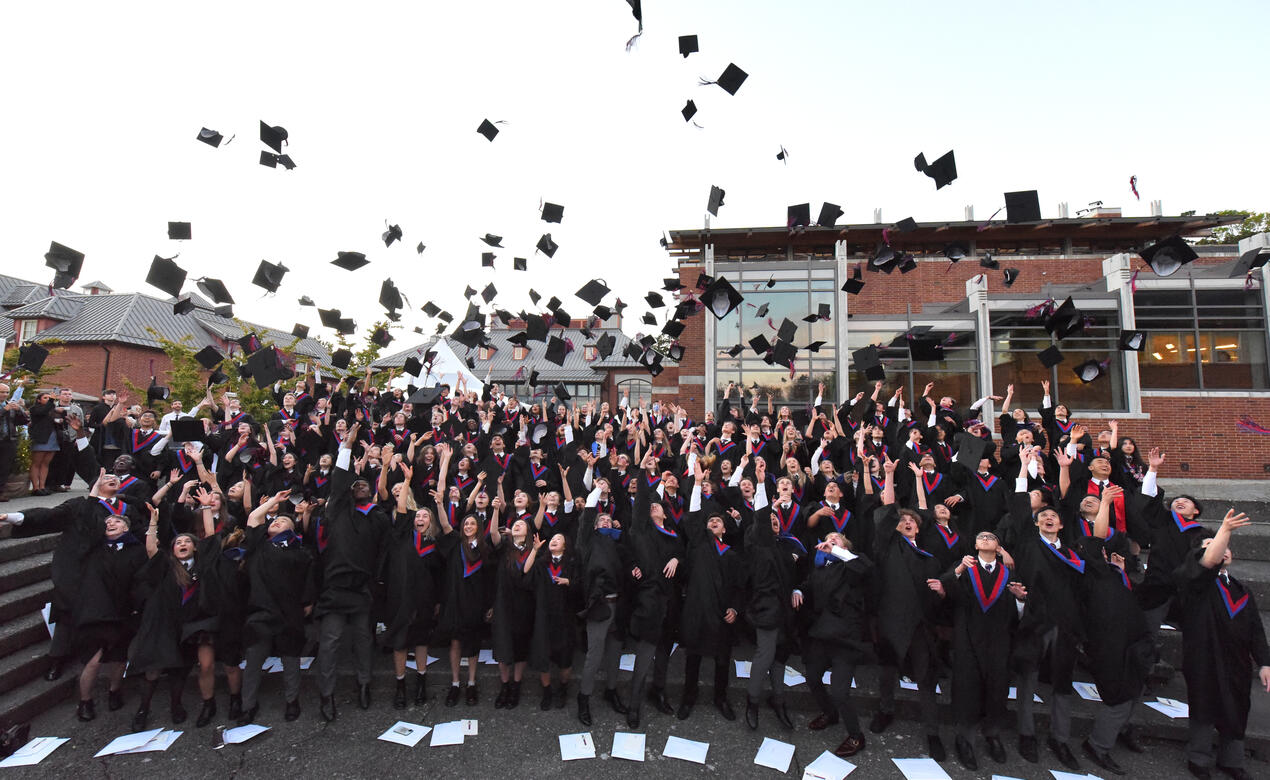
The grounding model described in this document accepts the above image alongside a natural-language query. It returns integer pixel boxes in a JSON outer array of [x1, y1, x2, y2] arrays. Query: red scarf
[[1087, 481, 1125, 532]]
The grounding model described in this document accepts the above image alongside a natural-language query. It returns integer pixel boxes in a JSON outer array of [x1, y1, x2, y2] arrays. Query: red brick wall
[[37, 343, 172, 400], [1105, 395, 1270, 480]]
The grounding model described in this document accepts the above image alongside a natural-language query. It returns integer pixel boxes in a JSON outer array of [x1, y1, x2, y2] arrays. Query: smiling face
[[706, 515, 725, 537], [414, 509, 433, 534], [510, 519, 529, 544], [172, 535, 196, 559], [1079, 495, 1100, 517], [895, 509, 921, 539], [461, 515, 479, 540], [104, 515, 128, 539], [548, 533, 566, 556], [268, 514, 295, 536], [1089, 456, 1111, 480], [1035, 507, 1063, 537]]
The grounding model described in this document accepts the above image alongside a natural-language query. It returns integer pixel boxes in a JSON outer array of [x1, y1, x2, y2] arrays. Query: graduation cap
[[913, 149, 957, 189], [749, 334, 772, 356], [214, 304, 233, 318], [147, 377, 170, 404], [481, 283, 497, 304], [776, 318, 797, 343], [476, 118, 500, 141], [407, 385, 443, 405], [541, 202, 564, 223], [167, 221, 192, 240], [196, 127, 224, 147], [1139, 235, 1197, 277], [1002, 268, 1020, 287], [553, 383, 571, 402], [1037, 345, 1064, 368], [870, 244, 898, 272], [753, 302, 770, 318], [275, 154, 296, 170], [953, 432, 989, 470], [678, 34, 698, 57], [379, 279, 404, 312], [776, 145, 789, 164], [536, 234, 559, 257], [332, 251, 369, 271], [817, 202, 843, 228], [662, 278, 682, 292], [979, 252, 999, 270], [173, 295, 196, 315], [252, 259, 288, 293], [576, 279, 609, 306], [15, 343, 48, 373], [416, 242, 426, 254], [895, 217, 918, 233], [437, 310, 453, 324], [481, 234, 503, 248], [593, 304, 613, 321], [662, 320, 685, 339], [802, 303, 831, 322], [787, 203, 811, 229], [1073, 359, 1108, 383], [701, 276, 743, 319], [1118, 330, 1146, 351], [897, 253, 918, 274], [194, 346, 224, 369], [724, 343, 744, 358], [527, 368, 541, 387], [236, 333, 262, 353], [842, 265, 865, 295], [207, 368, 229, 386], [298, 296, 315, 307], [595, 333, 617, 359], [705, 63, 748, 95], [852, 344, 881, 370], [370, 326, 393, 348], [707, 185, 725, 217], [544, 336, 568, 366], [1045, 297, 1084, 340], [1004, 190, 1041, 223], [943, 242, 968, 262], [771, 340, 796, 366], [494, 308, 514, 326], [401, 356, 423, 379], [680, 100, 698, 123], [259, 120, 288, 153], [507, 331, 530, 348], [146, 255, 187, 297], [382, 224, 403, 247], [331, 349, 352, 370], [1230, 245, 1270, 279], [804, 340, 826, 353], [513, 257, 527, 271], [526, 314, 549, 342], [551, 306, 571, 325], [169, 418, 206, 443], [44, 242, 85, 289], [909, 337, 945, 362], [335, 317, 356, 336], [195, 278, 234, 305], [291, 324, 309, 339], [318, 308, 342, 329]]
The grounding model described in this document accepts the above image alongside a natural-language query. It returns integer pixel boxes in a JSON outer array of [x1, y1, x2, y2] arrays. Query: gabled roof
[[4, 293, 86, 322]]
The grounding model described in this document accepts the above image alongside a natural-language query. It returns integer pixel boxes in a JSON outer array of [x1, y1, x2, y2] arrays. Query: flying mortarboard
[[870, 244, 897, 272], [749, 334, 772, 356], [291, 324, 309, 339], [1073, 359, 1107, 383], [44, 242, 85, 289], [1004, 190, 1041, 223], [953, 432, 989, 470], [173, 295, 196, 316], [16, 343, 49, 373], [416, 242, 426, 254], [645, 291, 665, 309], [544, 336, 568, 366], [776, 145, 789, 164], [379, 278, 404, 311], [705, 63, 748, 95], [554, 383, 571, 402], [196, 127, 224, 147], [817, 202, 843, 228], [195, 278, 234, 304], [701, 276, 743, 319], [252, 259, 288, 293], [1037, 345, 1064, 368], [681, 100, 698, 123], [771, 340, 796, 366], [707, 185, 725, 217], [678, 34, 698, 57], [576, 279, 610, 306], [776, 318, 797, 343], [336, 318, 356, 335], [481, 234, 503, 248], [593, 304, 613, 320], [1230, 245, 1270, 278], [787, 203, 811, 229], [897, 253, 918, 274], [476, 119, 501, 141], [370, 326, 393, 348], [331, 251, 369, 271], [207, 368, 229, 386], [170, 418, 206, 443], [913, 149, 958, 189], [662, 320, 685, 339], [382, 224, 403, 247], [979, 252, 999, 270], [909, 337, 945, 362], [318, 308, 342, 328], [895, 217, 918, 233], [298, 296, 315, 307], [1045, 297, 1084, 340], [1139, 235, 1197, 277], [662, 278, 682, 292], [481, 283, 497, 303], [331, 349, 352, 370], [247, 346, 292, 388], [804, 340, 826, 353], [1002, 268, 1020, 287], [167, 222, 191, 240], [408, 386, 443, 405], [526, 314, 549, 342], [943, 243, 968, 262], [595, 333, 617, 359], [724, 343, 744, 358], [481, 252, 496, 268], [541, 202, 564, 223], [259, 121, 288, 153], [146, 255, 187, 297], [194, 346, 224, 369], [1118, 331, 1146, 351], [842, 265, 865, 294], [513, 257, 527, 271], [536, 234, 559, 257]]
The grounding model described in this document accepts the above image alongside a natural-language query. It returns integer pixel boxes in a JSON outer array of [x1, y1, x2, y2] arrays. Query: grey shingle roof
[[4, 293, 86, 321]]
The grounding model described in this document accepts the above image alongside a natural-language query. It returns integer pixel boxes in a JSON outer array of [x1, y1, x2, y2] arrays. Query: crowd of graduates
[[1, 371, 1268, 779]]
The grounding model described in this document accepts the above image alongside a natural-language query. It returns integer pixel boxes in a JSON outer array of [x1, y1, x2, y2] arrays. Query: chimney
[[872, 208, 882, 224], [1057, 202, 1070, 218], [1150, 199, 1163, 217], [963, 205, 974, 221]]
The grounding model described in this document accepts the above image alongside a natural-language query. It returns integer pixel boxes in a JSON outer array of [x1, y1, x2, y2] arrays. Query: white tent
[[388, 339, 484, 395]]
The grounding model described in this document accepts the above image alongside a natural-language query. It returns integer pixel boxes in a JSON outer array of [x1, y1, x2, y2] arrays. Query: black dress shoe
[[1082, 739, 1126, 776], [927, 734, 946, 762], [1217, 768, 1254, 780], [834, 733, 865, 758], [465, 682, 479, 705], [107, 689, 125, 711], [445, 685, 461, 707], [540, 683, 553, 711], [1187, 762, 1213, 780], [676, 697, 694, 720], [1117, 727, 1145, 754], [495, 681, 510, 709], [393, 679, 407, 709], [768, 696, 793, 729], [131, 708, 148, 731], [955, 736, 977, 771], [985, 735, 1006, 764], [358, 683, 372, 710], [237, 705, 259, 727], [320, 695, 338, 722], [1048, 737, 1080, 770], [414, 673, 428, 705], [196, 698, 217, 728], [649, 687, 673, 715], [171, 703, 188, 724], [1018, 734, 1038, 763], [626, 705, 641, 729], [577, 693, 592, 726], [44, 659, 65, 682], [868, 710, 893, 734], [715, 696, 735, 721], [228, 694, 242, 720], [284, 699, 302, 721], [603, 687, 627, 714], [0, 723, 30, 759], [506, 681, 520, 709], [745, 697, 759, 730], [808, 713, 839, 731]]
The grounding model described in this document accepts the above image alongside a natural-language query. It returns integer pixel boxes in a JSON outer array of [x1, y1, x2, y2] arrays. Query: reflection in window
[[1134, 288, 1267, 389], [617, 378, 652, 405], [989, 310, 1124, 411]]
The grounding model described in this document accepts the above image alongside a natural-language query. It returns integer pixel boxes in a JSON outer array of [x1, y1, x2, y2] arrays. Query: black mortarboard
[[953, 432, 989, 470], [173, 295, 196, 315], [754, 302, 770, 318], [214, 304, 233, 318], [544, 336, 567, 366], [15, 343, 48, 373], [481, 234, 503, 248], [642, 312, 657, 326], [771, 340, 796, 366], [298, 296, 315, 307], [776, 318, 797, 343], [1073, 359, 1107, 383], [863, 363, 886, 381], [291, 324, 309, 339], [195, 278, 234, 304], [408, 385, 443, 405], [553, 383, 571, 401], [724, 343, 744, 358], [787, 203, 811, 229], [593, 304, 613, 320], [804, 340, 826, 353], [701, 276, 743, 319], [842, 265, 864, 294], [852, 345, 881, 370], [526, 314, 549, 342], [551, 306, 571, 325], [541, 202, 564, 223], [536, 234, 559, 257], [463, 286, 477, 299], [711, 63, 748, 95], [681, 100, 697, 122], [678, 34, 698, 57], [664, 343, 682, 362], [662, 320, 685, 339], [207, 368, 229, 386], [663, 277, 682, 291], [259, 151, 279, 168], [870, 244, 897, 272], [895, 217, 918, 233], [1004, 190, 1041, 223], [416, 242, 426, 254], [259, 120, 288, 153], [275, 154, 296, 171], [909, 337, 945, 362], [318, 308, 341, 328], [494, 309, 514, 325], [576, 280, 609, 306], [196, 127, 223, 147], [379, 278, 404, 311], [146, 377, 170, 405], [477, 119, 500, 141], [1045, 297, 1084, 340], [1037, 345, 1064, 368], [527, 368, 540, 386], [437, 310, 453, 324], [331, 349, 352, 370], [385, 311, 402, 322], [194, 346, 224, 369], [1002, 268, 1020, 287], [146, 255, 187, 297], [370, 326, 393, 348], [913, 149, 957, 190], [1118, 330, 1146, 351], [979, 252, 999, 270], [332, 251, 369, 271], [596, 333, 616, 359], [236, 333, 262, 354], [509, 330, 531, 347], [817, 202, 843, 228], [252, 259, 288, 293], [749, 334, 772, 356], [167, 221, 191, 240], [513, 256, 527, 271], [382, 224, 403, 247], [673, 299, 699, 321], [943, 242, 968, 262], [897, 253, 918, 274], [1230, 246, 1270, 279], [44, 242, 85, 289], [481, 283, 497, 303], [1140, 235, 1197, 277], [707, 185, 725, 217], [170, 418, 206, 443]]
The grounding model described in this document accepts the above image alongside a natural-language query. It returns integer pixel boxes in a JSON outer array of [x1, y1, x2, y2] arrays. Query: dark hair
[[1173, 494, 1204, 517]]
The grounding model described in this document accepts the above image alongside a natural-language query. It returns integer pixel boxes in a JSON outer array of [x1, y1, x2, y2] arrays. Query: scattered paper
[[754, 737, 796, 773], [830, 546, 858, 562], [238, 657, 282, 672], [559, 732, 596, 761], [117, 730, 181, 754], [460, 719, 478, 736], [95, 729, 164, 757], [1007, 687, 1043, 703], [892, 757, 952, 780], [478, 648, 496, 665], [898, 678, 941, 694], [224, 724, 270, 744], [990, 776, 1026, 780], [1160, 624, 1176, 631], [1145, 696, 1189, 719], [735, 660, 752, 678], [40, 603, 55, 639], [378, 721, 431, 747], [803, 750, 856, 780], [819, 671, 857, 687], [1072, 681, 1102, 702], [0, 737, 68, 768], [429, 721, 465, 747], [299, 656, 315, 670], [619, 654, 636, 672], [406, 655, 440, 671], [611, 732, 646, 762], [663, 735, 709, 764], [784, 666, 807, 686], [1049, 772, 1097, 780]]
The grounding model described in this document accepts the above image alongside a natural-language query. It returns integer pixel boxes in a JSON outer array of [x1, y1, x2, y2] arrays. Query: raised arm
[[145, 502, 161, 557], [1200, 509, 1252, 569]]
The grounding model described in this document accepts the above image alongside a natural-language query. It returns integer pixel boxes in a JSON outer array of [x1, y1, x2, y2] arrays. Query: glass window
[[617, 378, 652, 405], [990, 309, 1124, 411], [19, 320, 37, 345], [512, 346, 528, 361], [848, 326, 978, 406], [1134, 288, 1268, 389]]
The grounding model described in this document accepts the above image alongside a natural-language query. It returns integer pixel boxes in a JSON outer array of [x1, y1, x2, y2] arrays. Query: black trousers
[[682, 650, 730, 701], [0, 439, 16, 496]]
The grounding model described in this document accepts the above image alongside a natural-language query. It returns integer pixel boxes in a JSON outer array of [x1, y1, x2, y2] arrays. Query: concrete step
[[0, 673, 74, 729], [0, 580, 52, 625], [1227, 559, 1270, 605], [0, 638, 52, 697], [0, 613, 49, 659], [0, 552, 52, 594], [1198, 518, 1270, 563], [0, 533, 58, 565]]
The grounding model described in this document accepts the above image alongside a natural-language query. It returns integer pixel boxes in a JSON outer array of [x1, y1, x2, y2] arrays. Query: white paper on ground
[[1160, 624, 1177, 631], [40, 603, 55, 639], [429, 721, 465, 747], [299, 656, 315, 670], [377, 721, 431, 747], [0, 737, 69, 768], [734, 660, 752, 678], [783, 666, 807, 686], [460, 719, 478, 736], [1048, 772, 1098, 780], [611, 732, 646, 762], [892, 757, 952, 780], [94, 728, 164, 757], [990, 776, 1026, 780], [1007, 687, 1043, 703], [754, 737, 796, 772], [118, 730, 181, 754], [1072, 681, 1102, 702], [802, 750, 856, 780], [1145, 697, 1189, 719], [663, 735, 709, 764], [406, 655, 440, 670], [224, 724, 270, 744], [619, 654, 636, 672], [558, 732, 596, 761], [478, 648, 496, 664], [898, 678, 941, 694], [819, 671, 857, 687]]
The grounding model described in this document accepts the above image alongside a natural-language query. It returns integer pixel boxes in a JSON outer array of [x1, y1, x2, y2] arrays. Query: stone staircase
[[0, 532, 74, 728]]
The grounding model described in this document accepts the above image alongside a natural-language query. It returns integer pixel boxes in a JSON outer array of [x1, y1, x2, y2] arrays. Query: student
[[527, 532, 581, 710], [435, 504, 500, 706], [491, 516, 537, 709], [574, 493, 628, 726]]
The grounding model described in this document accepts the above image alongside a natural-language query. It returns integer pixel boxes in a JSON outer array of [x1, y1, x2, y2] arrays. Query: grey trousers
[[241, 638, 300, 710], [579, 609, 622, 696], [1088, 698, 1135, 752], [1016, 669, 1075, 742], [316, 611, 372, 697], [1187, 720, 1246, 769], [746, 628, 786, 701]]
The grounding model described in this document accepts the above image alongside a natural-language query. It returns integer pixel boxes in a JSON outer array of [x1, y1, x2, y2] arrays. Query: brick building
[[658, 211, 1270, 480]]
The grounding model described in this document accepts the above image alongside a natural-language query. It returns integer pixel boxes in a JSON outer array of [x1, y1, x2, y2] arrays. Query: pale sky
[[3, 0, 1266, 347]]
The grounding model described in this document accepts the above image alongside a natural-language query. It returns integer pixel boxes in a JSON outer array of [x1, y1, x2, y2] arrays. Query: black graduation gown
[[1138, 494, 1209, 611], [1176, 552, 1270, 737], [575, 508, 624, 624], [492, 539, 537, 664], [952, 465, 1009, 537], [381, 519, 444, 650], [528, 554, 582, 670], [871, 505, 942, 667], [744, 515, 802, 646], [919, 515, 972, 574], [804, 552, 876, 664], [196, 531, 249, 663], [434, 532, 494, 646], [678, 512, 744, 657], [129, 551, 207, 673], [625, 484, 685, 644], [1079, 537, 1154, 706], [535, 505, 577, 543], [940, 557, 1018, 724], [243, 525, 314, 655], [313, 464, 390, 616], [1010, 530, 1087, 682]]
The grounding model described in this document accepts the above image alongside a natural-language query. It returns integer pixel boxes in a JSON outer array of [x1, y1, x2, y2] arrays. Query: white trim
[[1134, 278, 1251, 290], [1070, 411, 1150, 420], [988, 299, 1119, 311], [704, 244, 716, 410], [1142, 390, 1270, 399]]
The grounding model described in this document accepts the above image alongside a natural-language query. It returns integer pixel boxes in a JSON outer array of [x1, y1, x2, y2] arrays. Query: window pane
[[1138, 332, 1198, 388], [1200, 331, 1268, 389], [618, 378, 652, 405]]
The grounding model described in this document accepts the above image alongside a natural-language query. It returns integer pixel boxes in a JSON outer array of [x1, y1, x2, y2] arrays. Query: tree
[[1196, 211, 1268, 245], [2, 342, 66, 389]]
